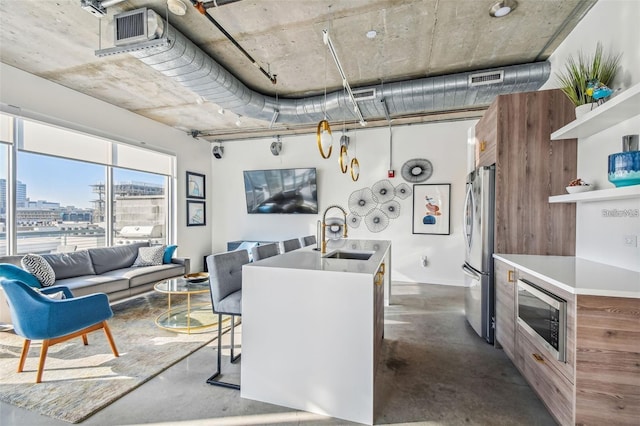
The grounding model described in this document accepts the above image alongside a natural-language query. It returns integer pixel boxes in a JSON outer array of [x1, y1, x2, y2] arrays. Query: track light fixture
[[322, 29, 366, 127]]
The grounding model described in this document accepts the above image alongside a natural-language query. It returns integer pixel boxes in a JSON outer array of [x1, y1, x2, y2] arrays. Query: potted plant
[[556, 42, 621, 118]]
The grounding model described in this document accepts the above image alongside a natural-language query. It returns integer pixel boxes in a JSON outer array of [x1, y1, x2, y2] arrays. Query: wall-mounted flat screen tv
[[243, 168, 318, 214]]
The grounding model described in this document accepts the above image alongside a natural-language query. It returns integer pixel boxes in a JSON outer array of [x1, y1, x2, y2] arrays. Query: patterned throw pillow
[[21, 254, 56, 287], [132, 245, 165, 267]]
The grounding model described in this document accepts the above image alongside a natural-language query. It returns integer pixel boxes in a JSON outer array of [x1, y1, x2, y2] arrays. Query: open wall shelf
[[549, 185, 640, 203], [551, 83, 640, 140]]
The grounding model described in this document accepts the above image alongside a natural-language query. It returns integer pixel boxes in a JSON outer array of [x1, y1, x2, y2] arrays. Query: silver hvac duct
[[129, 13, 550, 125]]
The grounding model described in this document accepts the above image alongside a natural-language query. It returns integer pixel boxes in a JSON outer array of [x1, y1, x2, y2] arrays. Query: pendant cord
[[323, 45, 328, 120]]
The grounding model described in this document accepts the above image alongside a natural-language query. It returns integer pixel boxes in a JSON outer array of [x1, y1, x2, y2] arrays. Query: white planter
[[575, 103, 595, 119]]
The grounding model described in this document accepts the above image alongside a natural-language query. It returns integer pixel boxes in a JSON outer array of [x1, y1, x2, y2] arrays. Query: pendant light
[[350, 122, 360, 181], [317, 120, 333, 158], [350, 158, 360, 181], [316, 32, 333, 159], [338, 109, 349, 173], [339, 144, 349, 173]]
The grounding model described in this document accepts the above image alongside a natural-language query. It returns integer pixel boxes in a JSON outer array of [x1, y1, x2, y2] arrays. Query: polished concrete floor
[[1, 283, 557, 425]]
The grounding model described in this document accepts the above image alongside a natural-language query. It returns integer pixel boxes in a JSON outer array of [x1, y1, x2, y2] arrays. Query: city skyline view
[[14, 152, 165, 209]]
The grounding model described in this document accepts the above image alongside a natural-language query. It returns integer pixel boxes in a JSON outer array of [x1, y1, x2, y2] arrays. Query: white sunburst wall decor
[[371, 179, 395, 203], [348, 188, 376, 217], [364, 208, 390, 233], [345, 180, 414, 233], [347, 213, 361, 228], [394, 182, 412, 199]]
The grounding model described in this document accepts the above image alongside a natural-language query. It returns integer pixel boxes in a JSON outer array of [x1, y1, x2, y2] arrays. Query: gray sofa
[[0, 242, 190, 303]]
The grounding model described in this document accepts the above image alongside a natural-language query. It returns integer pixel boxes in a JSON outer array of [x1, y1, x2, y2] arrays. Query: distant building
[[0, 179, 27, 213], [15, 208, 60, 226], [91, 181, 164, 223], [26, 200, 60, 209]]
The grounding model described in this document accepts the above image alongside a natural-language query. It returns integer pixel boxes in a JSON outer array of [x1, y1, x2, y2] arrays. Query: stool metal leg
[[230, 315, 241, 363], [207, 313, 240, 390]]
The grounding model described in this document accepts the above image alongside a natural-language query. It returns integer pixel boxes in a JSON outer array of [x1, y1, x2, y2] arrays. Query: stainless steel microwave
[[516, 279, 567, 362]]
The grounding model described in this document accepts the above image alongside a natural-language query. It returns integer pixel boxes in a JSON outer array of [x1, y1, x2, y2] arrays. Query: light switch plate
[[623, 235, 637, 247]]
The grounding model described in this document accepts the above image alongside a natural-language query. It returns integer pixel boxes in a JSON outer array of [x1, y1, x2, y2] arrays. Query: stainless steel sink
[[324, 250, 374, 260]]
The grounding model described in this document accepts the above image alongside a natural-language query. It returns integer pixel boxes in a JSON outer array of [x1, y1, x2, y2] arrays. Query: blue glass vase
[[608, 151, 640, 187]]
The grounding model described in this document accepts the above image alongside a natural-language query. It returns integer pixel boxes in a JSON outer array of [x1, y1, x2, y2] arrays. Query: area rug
[[0, 290, 219, 423]]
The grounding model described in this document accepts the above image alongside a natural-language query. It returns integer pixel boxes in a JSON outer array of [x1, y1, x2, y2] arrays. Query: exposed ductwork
[[127, 10, 550, 126]]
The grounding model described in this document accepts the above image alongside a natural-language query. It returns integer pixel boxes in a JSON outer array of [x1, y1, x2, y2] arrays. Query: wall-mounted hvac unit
[[114, 8, 164, 46]]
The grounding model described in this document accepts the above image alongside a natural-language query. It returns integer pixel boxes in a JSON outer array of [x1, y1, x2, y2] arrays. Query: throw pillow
[[21, 254, 56, 287], [133, 245, 165, 267], [0, 263, 42, 288], [35, 288, 66, 300], [163, 245, 178, 264]]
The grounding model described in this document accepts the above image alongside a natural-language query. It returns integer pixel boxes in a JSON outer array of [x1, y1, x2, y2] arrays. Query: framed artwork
[[412, 184, 451, 235], [186, 171, 205, 199], [187, 200, 206, 227]]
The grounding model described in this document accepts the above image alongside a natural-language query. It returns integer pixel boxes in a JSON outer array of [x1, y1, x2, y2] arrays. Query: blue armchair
[[0, 279, 119, 383]]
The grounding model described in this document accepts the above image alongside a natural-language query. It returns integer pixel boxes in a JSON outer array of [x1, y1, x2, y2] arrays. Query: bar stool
[[206, 250, 248, 389]]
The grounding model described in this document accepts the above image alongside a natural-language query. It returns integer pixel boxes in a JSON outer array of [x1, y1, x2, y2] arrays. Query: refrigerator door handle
[[462, 182, 473, 252], [462, 263, 482, 281]]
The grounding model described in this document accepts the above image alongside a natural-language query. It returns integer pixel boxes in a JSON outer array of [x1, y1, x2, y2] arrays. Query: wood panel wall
[[575, 295, 640, 425], [494, 89, 577, 256]]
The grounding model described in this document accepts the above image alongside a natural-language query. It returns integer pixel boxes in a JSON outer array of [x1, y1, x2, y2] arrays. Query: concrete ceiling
[[0, 0, 596, 141]]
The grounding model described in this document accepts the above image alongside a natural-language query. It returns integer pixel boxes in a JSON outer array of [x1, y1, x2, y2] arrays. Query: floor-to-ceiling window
[[112, 168, 168, 247], [16, 152, 106, 254], [0, 112, 175, 255], [0, 114, 11, 256]]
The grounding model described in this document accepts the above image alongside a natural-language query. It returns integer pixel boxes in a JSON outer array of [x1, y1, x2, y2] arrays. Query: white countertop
[[245, 239, 390, 275], [493, 254, 640, 299]]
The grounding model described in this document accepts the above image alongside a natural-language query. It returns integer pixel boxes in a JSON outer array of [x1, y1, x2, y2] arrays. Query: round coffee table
[[154, 277, 216, 334]]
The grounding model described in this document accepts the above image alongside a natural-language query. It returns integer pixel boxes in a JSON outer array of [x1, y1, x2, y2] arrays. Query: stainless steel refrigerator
[[462, 165, 495, 344]]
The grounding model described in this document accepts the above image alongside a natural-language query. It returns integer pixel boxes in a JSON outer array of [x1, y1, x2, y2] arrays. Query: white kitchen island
[[241, 239, 391, 425]]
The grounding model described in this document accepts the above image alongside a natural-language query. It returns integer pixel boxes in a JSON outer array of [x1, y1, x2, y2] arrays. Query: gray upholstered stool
[[206, 250, 249, 389]]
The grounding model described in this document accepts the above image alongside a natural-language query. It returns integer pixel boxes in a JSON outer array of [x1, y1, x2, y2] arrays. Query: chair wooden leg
[[36, 340, 50, 383], [82, 334, 88, 345], [18, 339, 30, 373], [102, 321, 119, 357]]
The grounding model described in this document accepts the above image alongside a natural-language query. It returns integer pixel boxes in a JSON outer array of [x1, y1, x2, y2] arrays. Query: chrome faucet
[[321, 205, 348, 253]]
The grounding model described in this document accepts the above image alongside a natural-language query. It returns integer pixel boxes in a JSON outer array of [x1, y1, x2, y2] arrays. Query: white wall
[[540, 0, 640, 271], [0, 63, 213, 271], [211, 120, 473, 286]]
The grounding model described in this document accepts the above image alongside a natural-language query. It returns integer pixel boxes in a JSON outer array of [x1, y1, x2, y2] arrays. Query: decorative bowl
[[566, 185, 593, 194], [184, 272, 209, 283], [608, 151, 640, 187]]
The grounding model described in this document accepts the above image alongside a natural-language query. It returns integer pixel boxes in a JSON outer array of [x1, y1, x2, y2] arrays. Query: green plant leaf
[[555, 42, 621, 106]]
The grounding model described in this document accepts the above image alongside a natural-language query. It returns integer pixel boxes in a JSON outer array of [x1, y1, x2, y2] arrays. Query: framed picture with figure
[[187, 200, 206, 226], [186, 171, 205, 199], [412, 184, 450, 235]]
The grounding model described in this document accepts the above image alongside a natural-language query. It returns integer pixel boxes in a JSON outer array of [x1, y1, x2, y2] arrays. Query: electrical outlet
[[623, 235, 637, 247]]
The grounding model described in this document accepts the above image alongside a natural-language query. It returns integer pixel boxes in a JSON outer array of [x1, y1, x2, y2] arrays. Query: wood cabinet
[[475, 98, 498, 167], [495, 259, 640, 426], [575, 295, 640, 426], [494, 259, 516, 360], [475, 89, 578, 256], [374, 262, 385, 372], [516, 326, 575, 426]]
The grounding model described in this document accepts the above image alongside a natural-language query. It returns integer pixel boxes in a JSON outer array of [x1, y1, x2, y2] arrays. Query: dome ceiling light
[[490, 0, 517, 17]]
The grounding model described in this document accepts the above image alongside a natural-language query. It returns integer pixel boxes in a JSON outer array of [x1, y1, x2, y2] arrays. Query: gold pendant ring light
[[339, 145, 349, 173], [316, 120, 333, 159], [350, 157, 360, 181]]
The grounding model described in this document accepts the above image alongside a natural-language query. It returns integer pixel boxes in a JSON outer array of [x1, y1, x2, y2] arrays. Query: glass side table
[[154, 277, 217, 334]]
